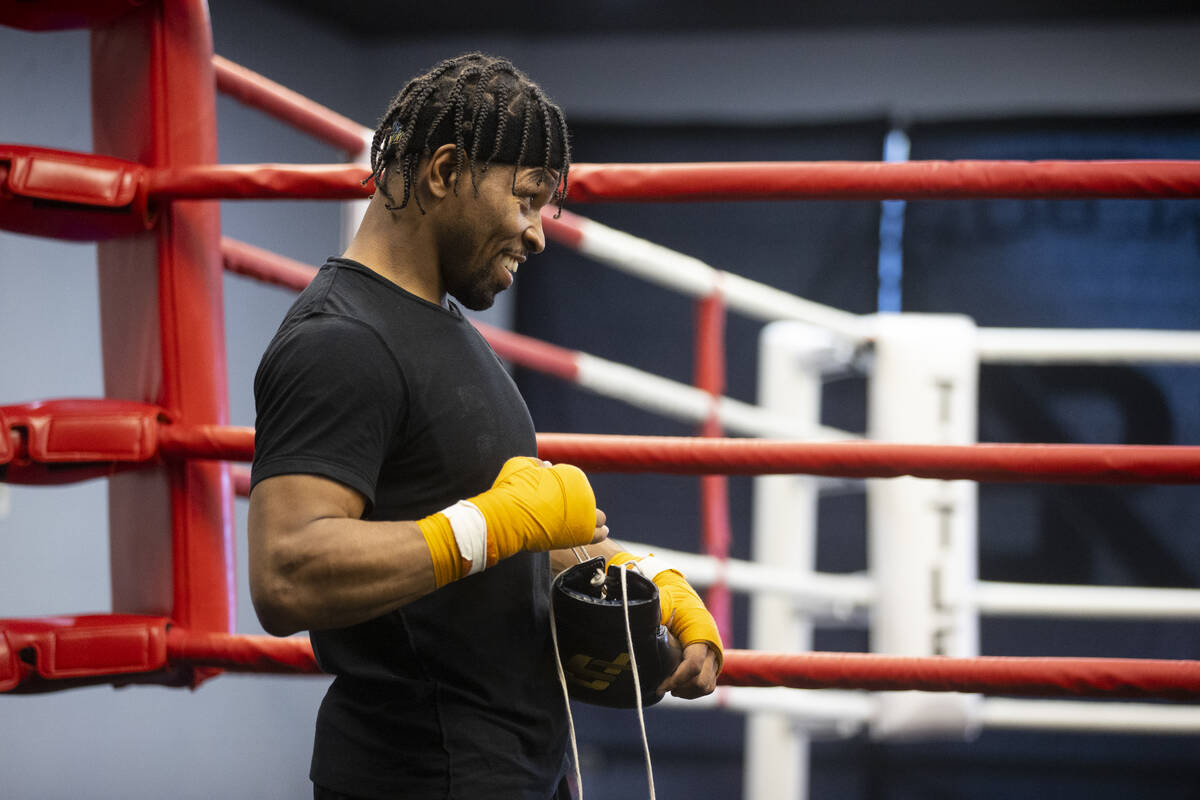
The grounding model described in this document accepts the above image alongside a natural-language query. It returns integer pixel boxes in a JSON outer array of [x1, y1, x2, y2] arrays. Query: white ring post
[[746, 322, 851, 800], [867, 313, 982, 740]]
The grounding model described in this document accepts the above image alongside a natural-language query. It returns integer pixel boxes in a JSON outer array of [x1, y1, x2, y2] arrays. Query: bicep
[[248, 474, 367, 573]]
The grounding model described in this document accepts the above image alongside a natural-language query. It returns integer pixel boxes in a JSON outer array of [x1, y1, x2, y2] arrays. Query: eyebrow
[[518, 167, 560, 188]]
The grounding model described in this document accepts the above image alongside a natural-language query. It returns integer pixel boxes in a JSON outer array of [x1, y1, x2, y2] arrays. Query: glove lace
[[549, 563, 658, 800]]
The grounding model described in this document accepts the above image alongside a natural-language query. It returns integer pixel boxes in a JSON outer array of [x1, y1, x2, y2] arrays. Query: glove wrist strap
[[632, 554, 673, 581]]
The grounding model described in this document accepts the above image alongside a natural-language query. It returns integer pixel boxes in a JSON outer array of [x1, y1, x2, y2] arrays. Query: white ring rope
[[549, 208, 1200, 366], [978, 698, 1200, 735], [573, 354, 858, 441], [666, 689, 1200, 737], [975, 580, 1200, 620], [975, 327, 1200, 364], [633, 544, 1200, 622], [563, 210, 869, 343]]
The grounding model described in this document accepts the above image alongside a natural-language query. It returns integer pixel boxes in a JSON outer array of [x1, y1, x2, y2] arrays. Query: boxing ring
[[3, 3, 1200, 799]]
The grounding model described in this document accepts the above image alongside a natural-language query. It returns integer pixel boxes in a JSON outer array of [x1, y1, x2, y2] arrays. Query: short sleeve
[[250, 313, 407, 511]]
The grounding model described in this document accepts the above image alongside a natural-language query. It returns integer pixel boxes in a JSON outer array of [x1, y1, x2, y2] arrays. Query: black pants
[[313, 776, 574, 799]]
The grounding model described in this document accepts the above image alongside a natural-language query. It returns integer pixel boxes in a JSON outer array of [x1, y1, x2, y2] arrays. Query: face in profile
[[440, 165, 557, 311]]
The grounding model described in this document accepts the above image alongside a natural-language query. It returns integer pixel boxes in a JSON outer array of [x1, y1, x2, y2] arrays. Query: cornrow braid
[[485, 83, 513, 167], [366, 53, 571, 216], [513, 95, 536, 195]]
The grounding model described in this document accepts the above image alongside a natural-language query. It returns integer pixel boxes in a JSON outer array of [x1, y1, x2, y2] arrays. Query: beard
[[452, 286, 496, 311], [446, 261, 502, 311]]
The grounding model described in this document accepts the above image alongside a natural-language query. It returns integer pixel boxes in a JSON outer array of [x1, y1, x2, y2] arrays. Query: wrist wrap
[[418, 456, 597, 587], [608, 552, 725, 671]]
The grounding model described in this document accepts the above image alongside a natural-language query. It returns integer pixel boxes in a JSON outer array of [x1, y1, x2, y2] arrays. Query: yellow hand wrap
[[470, 456, 598, 564], [418, 457, 597, 588], [608, 552, 724, 671], [417, 512, 466, 588]]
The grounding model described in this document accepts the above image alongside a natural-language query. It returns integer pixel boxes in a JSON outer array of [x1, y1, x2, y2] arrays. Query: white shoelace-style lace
[[549, 561, 657, 800]]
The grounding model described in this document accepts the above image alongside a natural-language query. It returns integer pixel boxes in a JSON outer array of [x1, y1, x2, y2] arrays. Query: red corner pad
[[0, 615, 170, 693], [0, 145, 153, 240], [0, 399, 165, 483]]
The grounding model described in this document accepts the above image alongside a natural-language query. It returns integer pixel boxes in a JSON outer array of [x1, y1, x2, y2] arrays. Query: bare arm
[[248, 473, 437, 636], [249, 465, 610, 637]]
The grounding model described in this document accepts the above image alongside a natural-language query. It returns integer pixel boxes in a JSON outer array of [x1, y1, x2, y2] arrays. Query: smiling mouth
[[501, 252, 525, 274]]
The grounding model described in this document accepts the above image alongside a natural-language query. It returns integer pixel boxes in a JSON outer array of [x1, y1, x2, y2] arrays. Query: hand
[[542, 460, 604, 546], [605, 551, 726, 695], [541, 461, 607, 545], [651, 568, 724, 699], [657, 642, 720, 699], [591, 507, 609, 545], [418, 457, 603, 587], [470, 457, 599, 562]]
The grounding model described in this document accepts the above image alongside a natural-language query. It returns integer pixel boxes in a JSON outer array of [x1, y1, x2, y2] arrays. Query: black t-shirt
[[252, 258, 568, 799]]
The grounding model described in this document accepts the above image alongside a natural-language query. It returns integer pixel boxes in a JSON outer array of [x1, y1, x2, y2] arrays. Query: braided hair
[[367, 53, 571, 216]]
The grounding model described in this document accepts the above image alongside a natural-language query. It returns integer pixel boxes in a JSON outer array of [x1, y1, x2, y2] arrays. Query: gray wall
[[2, 2, 1198, 797]]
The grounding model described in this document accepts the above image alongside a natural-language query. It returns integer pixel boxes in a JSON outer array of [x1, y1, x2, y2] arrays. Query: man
[[248, 53, 722, 799]]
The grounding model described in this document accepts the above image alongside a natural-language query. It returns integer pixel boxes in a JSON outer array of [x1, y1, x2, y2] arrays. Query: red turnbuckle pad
[[0, 398, 165, 484], [0, 615, 170, 693], [0, 145, 154, 240]]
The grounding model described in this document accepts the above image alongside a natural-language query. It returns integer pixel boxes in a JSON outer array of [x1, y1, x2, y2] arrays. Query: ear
[[422, 143, 459, 201]]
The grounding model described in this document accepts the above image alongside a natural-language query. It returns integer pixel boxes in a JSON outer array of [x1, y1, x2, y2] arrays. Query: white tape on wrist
[[441, 500, 487, 576], [633, 554, 676, 582]]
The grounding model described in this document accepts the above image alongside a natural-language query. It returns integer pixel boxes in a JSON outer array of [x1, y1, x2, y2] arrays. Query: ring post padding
[[91, 0, 234, 672], [0, 615, 172, 693], [745, 323, 845, 800], [0, 145, 154, 240], [868, 314, 982, 740]]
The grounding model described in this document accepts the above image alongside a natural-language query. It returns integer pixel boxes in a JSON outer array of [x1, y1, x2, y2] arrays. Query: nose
[[524, 211, 545, 255]]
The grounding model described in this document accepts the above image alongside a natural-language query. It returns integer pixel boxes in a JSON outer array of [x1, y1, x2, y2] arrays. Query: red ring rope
[[222, 236, 320, 291], [535, 433, 1200, 484], [154, 427, 1200, 484], [161, 630, 1200, 700], [166, 628, 319, 674], [567, 161, 1200, 201], [719, 650, 1200, 700], [137, 161, 1200, 202], [146, 164, 371, 200], [202, 55, 1200, 205], [212, 55, 368, 155], [6, 403, 1195, 487]]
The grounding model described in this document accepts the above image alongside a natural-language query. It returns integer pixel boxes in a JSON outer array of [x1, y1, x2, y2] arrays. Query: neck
[[342, 194, 444, 305]]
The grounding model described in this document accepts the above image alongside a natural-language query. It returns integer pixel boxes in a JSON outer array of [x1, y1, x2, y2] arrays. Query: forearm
[[251, 513, 437, 636], [549, 537, 626, 574], [251, 459, 604, 635]]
